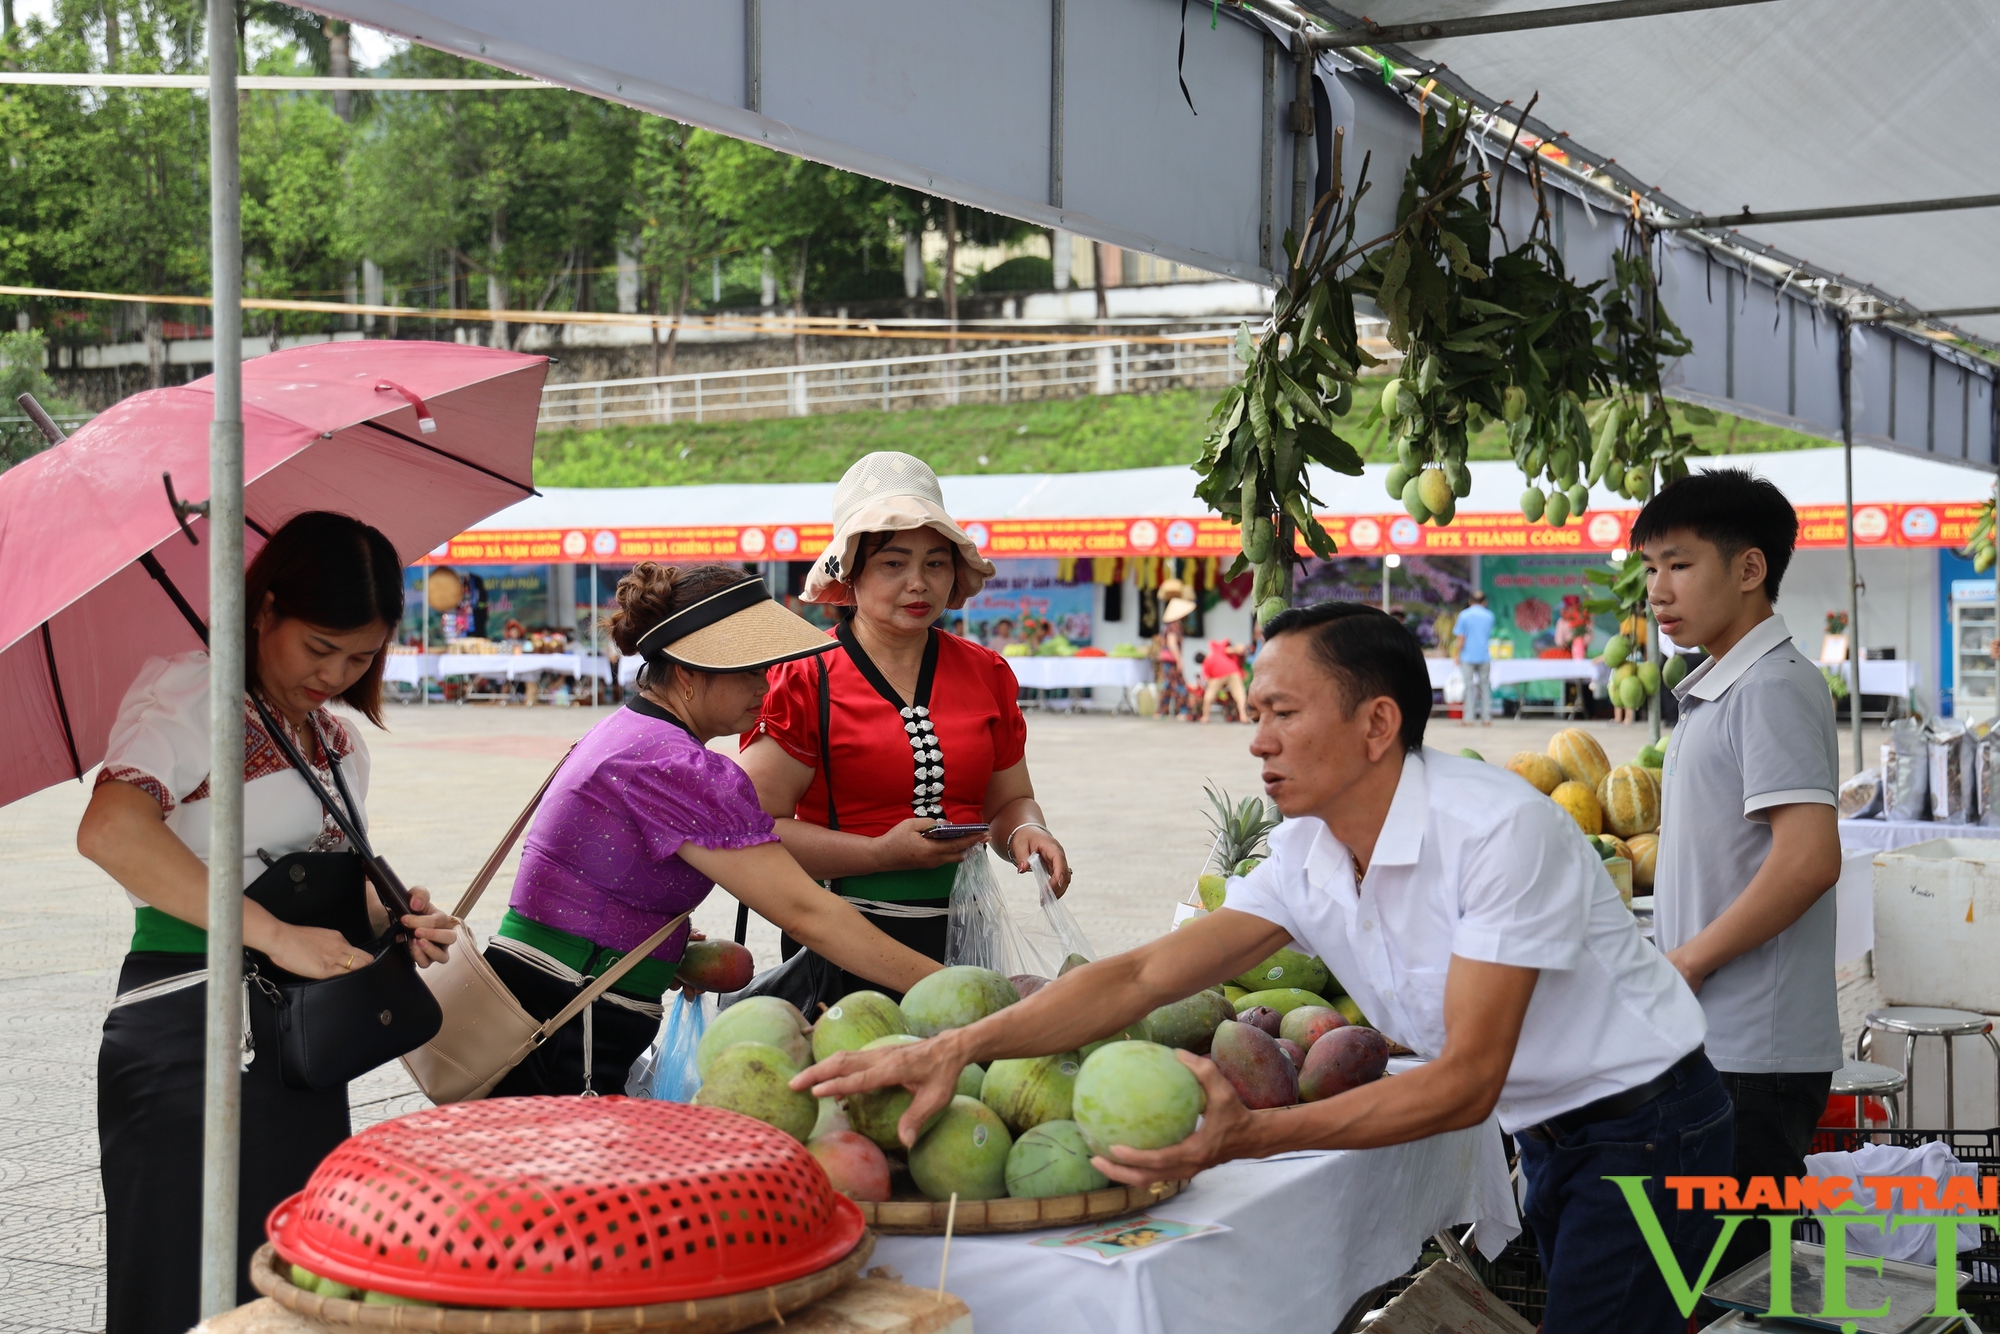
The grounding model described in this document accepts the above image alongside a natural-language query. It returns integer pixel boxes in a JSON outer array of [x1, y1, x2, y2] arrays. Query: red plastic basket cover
[[267, 1097, 866, 1308]]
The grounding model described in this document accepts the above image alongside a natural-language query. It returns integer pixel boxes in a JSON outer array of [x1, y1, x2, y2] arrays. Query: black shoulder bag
[[721, 654, 849, 1016], [244, 695, 444, 1091]]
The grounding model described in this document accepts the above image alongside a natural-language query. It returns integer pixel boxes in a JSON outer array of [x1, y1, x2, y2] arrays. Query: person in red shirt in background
[[739, 452, 1074, 999], [1199, 634, 1251, 723]]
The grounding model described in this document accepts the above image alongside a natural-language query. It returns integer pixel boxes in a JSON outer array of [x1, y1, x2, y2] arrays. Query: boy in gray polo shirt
[[1635, 468, 1843, 1275]]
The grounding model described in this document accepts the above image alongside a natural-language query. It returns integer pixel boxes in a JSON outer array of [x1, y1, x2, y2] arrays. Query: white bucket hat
[[804, 452, 997, 607]]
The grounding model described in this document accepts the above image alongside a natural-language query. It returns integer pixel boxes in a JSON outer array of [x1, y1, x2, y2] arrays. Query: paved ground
[[0, 702, 1896, 1331]]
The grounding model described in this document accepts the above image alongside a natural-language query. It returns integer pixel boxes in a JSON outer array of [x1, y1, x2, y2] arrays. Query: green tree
[[629, 118, 726, 375], [347, 45, 638, 344], [0, 329, 84, 469]]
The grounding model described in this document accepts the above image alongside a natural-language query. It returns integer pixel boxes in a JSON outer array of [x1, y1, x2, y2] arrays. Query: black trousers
[[99, 953, 351, 1334], [1711, 1069, 1836, 1281], [483, 946, 663, 1098], [778, 895, 951, 1005]]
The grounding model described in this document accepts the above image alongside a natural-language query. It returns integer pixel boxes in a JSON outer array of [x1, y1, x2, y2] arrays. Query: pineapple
[[1195, 782, 1281, 911]]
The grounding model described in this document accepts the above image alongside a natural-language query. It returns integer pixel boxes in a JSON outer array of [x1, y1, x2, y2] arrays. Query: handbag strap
[[532, 910, 691, 1045], [453, 744, 577, 921], [247, 693, 414, 922]]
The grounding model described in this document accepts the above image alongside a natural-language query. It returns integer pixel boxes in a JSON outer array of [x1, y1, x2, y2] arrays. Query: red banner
[[426, 501, 1980, 565]]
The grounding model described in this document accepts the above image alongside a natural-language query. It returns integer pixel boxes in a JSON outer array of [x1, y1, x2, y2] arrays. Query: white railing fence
[[537, 333, 1243, 430]]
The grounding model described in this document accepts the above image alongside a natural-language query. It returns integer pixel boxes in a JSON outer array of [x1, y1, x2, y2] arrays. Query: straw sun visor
[[635, 578, 833, 672]]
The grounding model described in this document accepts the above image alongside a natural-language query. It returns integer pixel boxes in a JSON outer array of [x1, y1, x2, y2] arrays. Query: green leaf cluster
[[1195, 148, 1374, 621], [1587, 241, 1710, 503]]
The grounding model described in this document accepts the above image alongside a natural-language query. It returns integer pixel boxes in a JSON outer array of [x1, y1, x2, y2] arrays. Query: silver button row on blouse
[[902, 705, 944, 818]]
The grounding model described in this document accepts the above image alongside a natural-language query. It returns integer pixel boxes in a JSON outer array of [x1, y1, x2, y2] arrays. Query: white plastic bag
[[1442, 667, 1466, 705], [944, 850, 1095, 982], [625, 990, 711, 1101]]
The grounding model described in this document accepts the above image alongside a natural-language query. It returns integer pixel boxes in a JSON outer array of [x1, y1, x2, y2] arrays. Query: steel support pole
[[1305, 0, 1778, 48], [1289, 31, 1312, 259], [1840, 315, 1864, 776], [200, 0, 245, 1318]]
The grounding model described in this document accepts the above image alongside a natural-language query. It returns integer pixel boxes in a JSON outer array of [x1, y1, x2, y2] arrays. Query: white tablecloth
[[871, 1120, 1518, 1334], [434, 652, 611, 682], [381, 654, 439, 684], [1836, 817, 1995, 853], [1426, 658, 1609, 689], [1007, 658, 1154, 690]]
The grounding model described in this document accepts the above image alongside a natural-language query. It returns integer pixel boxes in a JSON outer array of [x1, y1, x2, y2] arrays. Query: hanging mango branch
[[1195, 131, 1373, 626], [1589, 221, 1708, 503], [1348, 105, 1611, 530], [1962, 499, 1996, 573]]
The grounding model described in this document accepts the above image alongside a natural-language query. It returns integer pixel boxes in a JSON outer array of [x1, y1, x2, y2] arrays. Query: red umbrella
[[0, 340, 548, 808]]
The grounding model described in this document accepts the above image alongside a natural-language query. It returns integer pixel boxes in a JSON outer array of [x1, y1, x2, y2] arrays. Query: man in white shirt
[[799, 603, 1723, 1331]]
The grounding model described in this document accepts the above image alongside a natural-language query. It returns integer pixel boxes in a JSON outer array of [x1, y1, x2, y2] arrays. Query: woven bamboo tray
[[858, 1179, 1186, 1234], [249, 1233, 875, 1334]]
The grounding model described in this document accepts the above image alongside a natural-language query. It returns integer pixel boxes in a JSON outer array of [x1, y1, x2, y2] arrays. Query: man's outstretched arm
[[1095, 956, 1537, 1184], [794, 908, 1291, 1145]]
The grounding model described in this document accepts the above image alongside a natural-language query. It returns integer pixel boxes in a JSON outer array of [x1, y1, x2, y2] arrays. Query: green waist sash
[[837, 863, 957, 903], [131, 906, 209, 955], [495, 909, 680, 1002]]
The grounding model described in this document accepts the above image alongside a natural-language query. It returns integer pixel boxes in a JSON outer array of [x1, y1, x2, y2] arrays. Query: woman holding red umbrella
[[76, 511, 457, 1334]]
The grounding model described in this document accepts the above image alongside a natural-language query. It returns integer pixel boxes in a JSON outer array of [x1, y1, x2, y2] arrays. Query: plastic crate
[[1796, 1126, 2000, 1326]]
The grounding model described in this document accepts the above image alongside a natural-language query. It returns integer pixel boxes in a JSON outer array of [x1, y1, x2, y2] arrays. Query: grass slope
[[533, 384, 1833, 488]]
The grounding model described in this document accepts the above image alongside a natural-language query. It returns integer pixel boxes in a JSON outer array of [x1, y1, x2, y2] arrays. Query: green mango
[[1233, 987, 1332, 1016], [1519, 488, 1546, 522], [1601, 634, 1632, 668], [1401, 476, 1431, 523], [1233, 948, 1330, 997], [1459, 748, 1484, 761], [1662, 655, 1689, 689], [1636, 662, 1661, 696], [1545, 490, 1570, 528]]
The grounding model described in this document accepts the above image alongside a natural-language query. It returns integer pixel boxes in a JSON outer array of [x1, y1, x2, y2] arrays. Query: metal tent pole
[[1839, 314, 1863, 776], [200, 0, 245, 1318], [590, 563, 599, 707]]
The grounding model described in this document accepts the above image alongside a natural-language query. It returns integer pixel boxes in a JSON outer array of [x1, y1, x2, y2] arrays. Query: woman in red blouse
[[740, 453, 1072, 997]]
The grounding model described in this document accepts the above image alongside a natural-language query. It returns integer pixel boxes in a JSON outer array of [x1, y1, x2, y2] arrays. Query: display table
[[1837, 817, 1997, 853], [1425, 658, 1609, 689], [381, 653, 439, 685], [871, 1120, 1517, 1334], [1006, 656, 1153, 711], [435, 652, 611, 682], [1818, 659, 1921, 697], [194, 1277, 973, 1334]]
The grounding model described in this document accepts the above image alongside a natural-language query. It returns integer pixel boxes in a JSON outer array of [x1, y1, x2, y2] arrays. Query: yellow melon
[[1550, 780, 1603, 836], [1596, 764, 1661, 837], [1547, 728, 1610, 788], [1506, 751, 1565, 795], [1625, 833, 1659, 889]]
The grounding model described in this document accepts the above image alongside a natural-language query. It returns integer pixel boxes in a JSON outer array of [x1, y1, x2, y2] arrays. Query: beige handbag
[[400, 750, 689, 1104]]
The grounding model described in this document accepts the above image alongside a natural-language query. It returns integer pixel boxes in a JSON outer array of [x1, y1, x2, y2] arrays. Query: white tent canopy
[[469, 445, 1987, 534], [314, 0, 1999, 471]]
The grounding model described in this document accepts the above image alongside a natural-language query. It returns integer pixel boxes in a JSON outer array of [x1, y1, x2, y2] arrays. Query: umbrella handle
[[162, 472, 207, 546]]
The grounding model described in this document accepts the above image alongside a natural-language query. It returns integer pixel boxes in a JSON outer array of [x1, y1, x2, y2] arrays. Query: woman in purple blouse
[[485, 563, 942, 1096]]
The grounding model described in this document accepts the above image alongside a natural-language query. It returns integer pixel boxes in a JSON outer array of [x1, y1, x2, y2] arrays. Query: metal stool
[[1856, 1007, 2000, 1129], [1829, 1058, 1905, 1128]]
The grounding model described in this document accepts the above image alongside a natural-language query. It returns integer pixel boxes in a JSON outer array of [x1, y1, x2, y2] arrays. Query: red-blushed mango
[[1279, 1005, 1347, 1051], [1236, 1005, 1282, 1037], [1275, 1037, 1304, 1069], [1011, 974, 1051, 999], [679, 939, 755, 993], [807, 1130, 891, 1202], [1298, 1027, 1390, 1102], [1209, 1020, 1299, 1109]]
